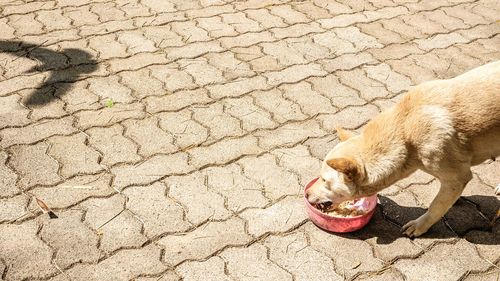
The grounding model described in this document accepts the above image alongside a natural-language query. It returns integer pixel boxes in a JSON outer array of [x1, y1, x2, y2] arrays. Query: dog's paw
[[495, 184, 500, 195], [402, 216, 432, 237]]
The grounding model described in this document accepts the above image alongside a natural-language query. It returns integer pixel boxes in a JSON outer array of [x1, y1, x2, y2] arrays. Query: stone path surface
[[0, 0, 499, 280]]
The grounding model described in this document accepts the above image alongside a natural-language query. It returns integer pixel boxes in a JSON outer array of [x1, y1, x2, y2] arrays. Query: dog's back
[[397, 60, 500, 165]]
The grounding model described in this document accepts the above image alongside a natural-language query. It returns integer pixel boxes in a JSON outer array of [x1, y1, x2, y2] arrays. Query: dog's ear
[[326, 158, 360, 182], [335, 127, 355, 142]]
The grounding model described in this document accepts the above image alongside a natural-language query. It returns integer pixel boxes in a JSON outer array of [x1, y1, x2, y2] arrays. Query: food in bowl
[[317, 200, 366, 217]]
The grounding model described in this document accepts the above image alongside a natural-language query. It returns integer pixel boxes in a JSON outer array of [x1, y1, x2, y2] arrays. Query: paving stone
[[107, 52, 170, 73], [261, 41, 308, 66], [220, 243, 293, 281], [293, 2, 331, 20], [0, 195, 28, 223], [394, 170, 435, 189], [319, 104, 379, 130], [75, 103, 146, 129], [176, 257, 231, 281], [272, 144, 321, 186], [386, 57, 437, 85], [245, 9, 287, 29], [145, 89, 211, 113], [9, 143, 61, 189], [40, 210, 100, 268], [89, 34, 128, 60], [87, 124, 141, 167], [305, 222, 384, 278], [308, 74, 366, 108], [303, 134, 339, 160], [415, 32, 469, 51], [191, 102, 245, 141], [232, 45, 263, 62], [54, 244, 166, 281], [239, 196, 307, 237], [122, 117, 177, 157], [464, 225, 500, 263], [178, 58, 225, 86], [17, 89, 67, 121], [472, 160, 500, 188], [46, 134, 103, 178], [157, 110, 208, 149], [88, 76, 135, 104], [112, 152, 192, 190], [378, 191, 457, 247], [81, 195, 147, 253], [0, 94, 30, 129], [264, 231, 342, 281], [119, 69, 165, 99], [0, 116, 76, 148], [171, 21, 211, 43], [143, 26, 184, 48], [80, 195, 146, 252], [223, 96, 277, 131], [338, 69, 391, 101], [165, 173, 231, 225], [135, 271, 180, 281], [197, 16, 238, 38], [249, 55, 283, 73], [239, 153, 303, 199], [30, 173, 114, 209], [124, 182, 190, 238], [283, 37, 331, 61], [252, 88, 307, 123], [166, 41, 223, 60], [364, 63, 412, 94], [205, 52, 254, 80], [319, 13, 368, 28], [394, 240, 490, 281], [0, 221, 57, 280], [464, 270, 500, 281], [280, 81, 337, 116], [221, 12, 261, 33], [442, 5, 490, 26], [55, 81, 101, 113], [189, 135, 263, 168], [255, 119, 326, 150], [207, 76, 269, 99], [0, 151, 19, 197], [355, 268, 406, 281], [357, 209, 423, 262], [204, 164, 269, 212], [313, 30, 357, 55], [431, 47, 482, 78], [158, 217, 251, 266], [118, 30, 157, 54], [363, 6, 409, 21], [219, 30, 275, 48], [357, 22, 405, 45], [271, 22, 325, 39]]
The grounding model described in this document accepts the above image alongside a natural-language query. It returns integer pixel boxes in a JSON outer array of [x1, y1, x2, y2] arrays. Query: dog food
[[317, 200, 365, 217]]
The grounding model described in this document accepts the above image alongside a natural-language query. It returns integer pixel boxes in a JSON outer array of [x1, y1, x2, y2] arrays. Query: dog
[[306, 60, 500, 237]]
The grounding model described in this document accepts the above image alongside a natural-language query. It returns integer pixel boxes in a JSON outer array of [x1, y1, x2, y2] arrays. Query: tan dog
[[306, 60, 500, 237]]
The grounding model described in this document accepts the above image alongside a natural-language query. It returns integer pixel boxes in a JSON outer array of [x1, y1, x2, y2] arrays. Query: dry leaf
[[36, 198, 58, 219]]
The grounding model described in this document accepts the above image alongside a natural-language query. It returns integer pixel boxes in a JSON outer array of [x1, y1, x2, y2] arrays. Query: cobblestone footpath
[[0, 0, 499, 280]]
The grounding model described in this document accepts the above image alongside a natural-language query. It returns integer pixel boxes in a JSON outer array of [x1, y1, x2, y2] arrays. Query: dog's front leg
[[402, 172, 471, 237]]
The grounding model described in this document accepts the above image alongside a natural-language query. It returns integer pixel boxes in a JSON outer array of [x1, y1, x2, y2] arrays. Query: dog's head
[[305, 127, 365, 208]]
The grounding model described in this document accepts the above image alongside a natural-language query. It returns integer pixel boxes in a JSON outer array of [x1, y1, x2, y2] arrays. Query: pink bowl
[[304, 178, 378, 233]]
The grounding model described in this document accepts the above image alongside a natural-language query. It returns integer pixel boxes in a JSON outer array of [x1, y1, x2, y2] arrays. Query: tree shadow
[[0, 40, 98, 106], [317, 195, 499, 246]]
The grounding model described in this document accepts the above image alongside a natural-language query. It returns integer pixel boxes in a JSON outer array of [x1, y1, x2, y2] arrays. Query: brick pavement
[[0, 0, 499, 280]]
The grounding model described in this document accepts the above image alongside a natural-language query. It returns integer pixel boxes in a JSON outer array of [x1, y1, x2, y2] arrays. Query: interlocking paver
[[81, 195, 147, 253], [124, 182, 190, 238], [9, 142, 61, 189], [157, 217, 251, 266], [2, 0, 499, 279], [394, 240, 490, 281], [0, 220, 57, 280], [220, 243, 293, 281], [165, 172, 231, 225], [47, 133, 103, 178], [40, 210, 100, 268], [30, 173, 114, 209]]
